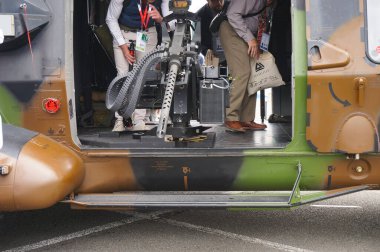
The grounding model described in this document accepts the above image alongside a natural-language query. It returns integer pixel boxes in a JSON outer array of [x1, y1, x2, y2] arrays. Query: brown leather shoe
[[240, 121, 267, 130], [225, 121, 246, 133]]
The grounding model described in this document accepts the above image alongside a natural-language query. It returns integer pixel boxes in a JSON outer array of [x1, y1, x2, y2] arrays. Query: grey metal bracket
[[288, 161, 302, 205]]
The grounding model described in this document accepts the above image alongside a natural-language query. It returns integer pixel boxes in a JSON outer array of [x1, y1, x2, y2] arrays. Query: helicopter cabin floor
[[77, 122, 291, 149]]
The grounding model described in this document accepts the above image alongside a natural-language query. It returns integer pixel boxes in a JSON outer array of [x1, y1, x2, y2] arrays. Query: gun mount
[[106, 0, 229, 144]]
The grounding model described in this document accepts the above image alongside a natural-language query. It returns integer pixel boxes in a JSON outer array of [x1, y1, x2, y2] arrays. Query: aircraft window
[[365, 0, 380, 63]]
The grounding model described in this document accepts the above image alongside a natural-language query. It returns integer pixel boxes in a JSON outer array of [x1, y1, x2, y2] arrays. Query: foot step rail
[[66, 162, 369, 209]]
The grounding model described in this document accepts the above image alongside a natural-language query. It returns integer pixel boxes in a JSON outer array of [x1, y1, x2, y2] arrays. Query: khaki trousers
[[113, 27, 158, 123], [219, 21, 256, 122]]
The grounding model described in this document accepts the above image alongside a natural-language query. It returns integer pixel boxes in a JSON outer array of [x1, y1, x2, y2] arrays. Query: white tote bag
[[247, 52, 285, 96]]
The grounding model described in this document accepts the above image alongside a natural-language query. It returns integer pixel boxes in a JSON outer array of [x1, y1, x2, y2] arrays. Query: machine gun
[[106, 0, 229, 143]]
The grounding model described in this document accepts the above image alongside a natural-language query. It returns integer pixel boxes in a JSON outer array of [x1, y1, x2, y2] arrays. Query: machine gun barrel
[[156, 60, 180, 138]]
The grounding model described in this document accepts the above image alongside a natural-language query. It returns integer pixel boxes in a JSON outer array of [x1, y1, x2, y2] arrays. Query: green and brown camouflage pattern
[[0, 0, 379, 211], [306, 0, 380, 153]]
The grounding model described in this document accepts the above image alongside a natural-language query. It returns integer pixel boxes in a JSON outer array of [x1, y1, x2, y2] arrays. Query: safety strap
[[242, 4, 267, 19], [221, 1, 267, 19], [20, 4, 34, 63]]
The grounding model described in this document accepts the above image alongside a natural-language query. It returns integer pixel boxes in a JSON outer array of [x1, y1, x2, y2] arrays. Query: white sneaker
[[112, 119, 126, 132], [133, 122, 146, 131], [190, 120, 200, 127]]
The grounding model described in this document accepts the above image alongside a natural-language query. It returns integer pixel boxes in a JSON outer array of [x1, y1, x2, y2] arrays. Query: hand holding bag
[[247, 52, 285, 96]]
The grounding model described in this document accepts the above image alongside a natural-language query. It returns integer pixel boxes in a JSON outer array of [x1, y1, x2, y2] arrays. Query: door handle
[[355, 77, 366, 107]]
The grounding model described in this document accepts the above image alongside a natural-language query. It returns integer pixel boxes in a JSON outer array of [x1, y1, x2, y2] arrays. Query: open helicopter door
[[0, 0, 51, 86], [306, 0, 380, 154], [0, 1, 72, 138], [0, 0, 53, 126]]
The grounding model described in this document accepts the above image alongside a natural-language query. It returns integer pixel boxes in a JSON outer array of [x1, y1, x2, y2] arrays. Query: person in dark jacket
[[196, 0, 224, 58]]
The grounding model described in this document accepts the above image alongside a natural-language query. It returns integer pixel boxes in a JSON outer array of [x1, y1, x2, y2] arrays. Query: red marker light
[[42, 98, 60, 113], [376, 46, 380, 54]]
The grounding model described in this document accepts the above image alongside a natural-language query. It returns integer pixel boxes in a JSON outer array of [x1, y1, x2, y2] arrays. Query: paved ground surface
[[1, 191, 380, 252]]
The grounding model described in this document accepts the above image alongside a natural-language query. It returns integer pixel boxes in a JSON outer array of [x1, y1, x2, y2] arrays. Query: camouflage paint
[[0, 125, 84, 211], [77, 152, 141, 193], [0, 85, 21, 125], [0, 0, 67, 137], [234, 1, 327, 191], [306, 0, 380, 153], [129, 155, 243, 191], [1, 0, 380, 211], [21, 78, 75, 145]]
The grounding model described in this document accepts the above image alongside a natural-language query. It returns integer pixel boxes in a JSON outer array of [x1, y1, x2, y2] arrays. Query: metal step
[[70, 191, 291, 208], [67, 163, 369, 209], [67, 186, 368, 209]]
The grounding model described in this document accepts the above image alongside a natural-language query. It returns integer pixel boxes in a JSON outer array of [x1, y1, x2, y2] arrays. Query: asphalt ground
[[1, 191, 380, 252]]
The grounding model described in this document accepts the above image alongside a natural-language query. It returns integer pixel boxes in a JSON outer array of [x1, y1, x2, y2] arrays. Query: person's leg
[[112, 30, 135, 131], [219, 21, 251, 122], [239, 92, 265, 130], [239, 63, 267, 130], [134, 27, 159, 128], [241, 92, 256, 122], [113, 48, 129, 76], [240, 92, 266, 130], [219, 21, 250, 132]]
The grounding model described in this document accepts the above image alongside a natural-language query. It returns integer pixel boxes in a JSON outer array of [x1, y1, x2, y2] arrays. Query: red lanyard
[[257, 10, 267, 47], [20, 4, 34, 63], [137, 1, 151, 30]]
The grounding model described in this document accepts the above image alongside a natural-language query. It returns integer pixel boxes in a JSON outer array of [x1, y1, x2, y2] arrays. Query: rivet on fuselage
[[355, 166, 363, 173]]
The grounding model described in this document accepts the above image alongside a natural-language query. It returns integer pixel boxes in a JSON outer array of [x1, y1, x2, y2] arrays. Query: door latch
[[355, 77, 367, 107]]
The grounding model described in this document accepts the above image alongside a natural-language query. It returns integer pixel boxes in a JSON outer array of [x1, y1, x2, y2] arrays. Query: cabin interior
[[73, 0, 293, 149]]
